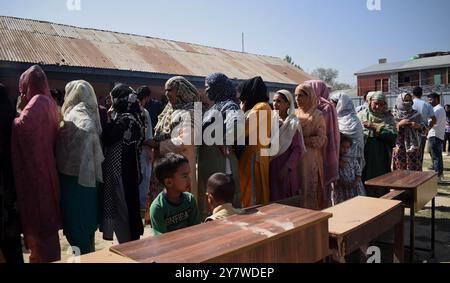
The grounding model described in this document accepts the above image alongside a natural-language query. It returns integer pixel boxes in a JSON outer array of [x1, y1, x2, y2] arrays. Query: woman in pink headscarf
[[307, 80, 340, 208], [11, 65, 62, 263]]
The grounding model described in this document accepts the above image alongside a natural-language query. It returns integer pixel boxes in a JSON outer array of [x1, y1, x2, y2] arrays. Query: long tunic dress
[[269, 131, 302, 202], [11, 95, 62, 263], [296, 109, 328, 210], [101, 113, 144, 243], [239, 102, 272, 208]]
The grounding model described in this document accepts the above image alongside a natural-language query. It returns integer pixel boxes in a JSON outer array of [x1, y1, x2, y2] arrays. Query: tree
[[311, 68, 339, 86], [332, 83, 352, 92], [311, 68, 353, 92], [284, 55, 303, 71]]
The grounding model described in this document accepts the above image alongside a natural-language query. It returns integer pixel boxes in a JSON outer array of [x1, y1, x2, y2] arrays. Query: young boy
[[205, 173, 244, 222], [150, 153, 201, 235]]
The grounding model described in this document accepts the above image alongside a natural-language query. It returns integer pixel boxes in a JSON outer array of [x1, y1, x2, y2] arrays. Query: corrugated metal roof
[[355, 55, 450, 76], [0, 16, 314, 85]]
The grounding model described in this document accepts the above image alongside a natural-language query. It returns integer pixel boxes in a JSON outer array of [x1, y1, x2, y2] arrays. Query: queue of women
[[1, 64, 429, 263]]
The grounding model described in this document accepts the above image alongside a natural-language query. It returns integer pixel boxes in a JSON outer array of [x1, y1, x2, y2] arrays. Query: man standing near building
[[138, 86, 163, 133], [412, 87, 436, 166], [427, 92, 446, 182]]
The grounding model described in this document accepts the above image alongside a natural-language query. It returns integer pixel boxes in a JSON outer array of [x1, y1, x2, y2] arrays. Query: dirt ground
[[22, 154, 450, 263]]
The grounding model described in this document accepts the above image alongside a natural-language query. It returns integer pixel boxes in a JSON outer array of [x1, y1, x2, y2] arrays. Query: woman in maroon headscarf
[[307, 80, 340, 208], [11, 65, 62, 263]]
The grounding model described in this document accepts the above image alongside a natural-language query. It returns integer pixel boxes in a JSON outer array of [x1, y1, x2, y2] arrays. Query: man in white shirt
[[413, 87, 436, 166], [427, 92, 446, 180]]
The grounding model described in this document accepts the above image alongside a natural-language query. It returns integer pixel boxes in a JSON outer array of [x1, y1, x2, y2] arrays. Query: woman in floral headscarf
[[149, 76, 200, 199], [392, 92, 424, 171], [295, 83, 328, 210], [101, 83, 145, 244], [56, 80, 104, 254], [197, 73, 241, 217], [358, 91, 397, 197], [11, 65, 61, 263]]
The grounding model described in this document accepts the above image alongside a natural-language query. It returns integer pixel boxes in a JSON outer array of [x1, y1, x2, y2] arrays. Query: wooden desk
[[323, 196, 404, 263], [365, 170, 438, 262], [55, 248, 137, 263], [110, 204, 332, 263]]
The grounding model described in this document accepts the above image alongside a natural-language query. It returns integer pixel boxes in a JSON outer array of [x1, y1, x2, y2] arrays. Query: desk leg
[[431, 198, 435, 258], [410, 202, 415, 263], [394, 209, 404, 263]]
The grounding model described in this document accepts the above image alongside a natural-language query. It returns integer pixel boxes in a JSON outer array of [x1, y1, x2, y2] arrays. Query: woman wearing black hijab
[[100, 83, 145, 244], [0, 83, 23, 263]]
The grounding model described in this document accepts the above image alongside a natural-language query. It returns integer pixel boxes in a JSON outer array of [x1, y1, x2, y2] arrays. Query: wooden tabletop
[[323, 196, 402, 236], [365, 170, 437, 190], [110, 204, 331, 263]]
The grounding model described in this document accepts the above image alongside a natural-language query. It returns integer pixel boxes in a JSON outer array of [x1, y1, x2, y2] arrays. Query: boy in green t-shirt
[[150, 153, 201, 235]]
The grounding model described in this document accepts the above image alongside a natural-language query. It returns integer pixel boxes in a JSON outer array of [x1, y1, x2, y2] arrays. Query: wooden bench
[[323, 196, 404, 263], [110, 204, 332, 263], [365, 170, 438, 262]]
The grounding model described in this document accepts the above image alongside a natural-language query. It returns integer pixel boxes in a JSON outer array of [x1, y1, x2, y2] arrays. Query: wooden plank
[[365, 171, 437, 190], [323, 197, 402, 236], [111, 204, 331, 263]]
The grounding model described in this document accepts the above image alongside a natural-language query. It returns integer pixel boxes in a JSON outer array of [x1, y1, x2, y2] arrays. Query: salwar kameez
[[239, 102, 272, 208]]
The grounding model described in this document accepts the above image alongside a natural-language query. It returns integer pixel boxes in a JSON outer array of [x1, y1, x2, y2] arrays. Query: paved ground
[[22, 154, 450, 263]]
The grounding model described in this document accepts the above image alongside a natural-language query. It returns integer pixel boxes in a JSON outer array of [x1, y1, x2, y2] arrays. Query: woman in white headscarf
[[269, 90, 306, 201], [330, 92, 365, 174], [56, 80, 104, 254]]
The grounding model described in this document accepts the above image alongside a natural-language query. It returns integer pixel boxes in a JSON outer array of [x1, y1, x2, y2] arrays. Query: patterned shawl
[[154, 76, 200, 140]]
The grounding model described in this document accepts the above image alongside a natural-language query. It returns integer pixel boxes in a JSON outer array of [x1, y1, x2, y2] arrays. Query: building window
[[398, 71, 420, 87], [375, 79, 381, 91], [422, 68, 446, 86], [382, 79, 389, 93]]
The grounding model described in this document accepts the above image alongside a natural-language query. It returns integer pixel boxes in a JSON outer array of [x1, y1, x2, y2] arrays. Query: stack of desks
[[110, 204, 332, 263]]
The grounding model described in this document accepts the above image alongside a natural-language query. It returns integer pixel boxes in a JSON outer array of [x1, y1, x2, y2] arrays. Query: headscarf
[[237, 76, 269, 113], [205, 73, 236, 103], [154, 76, 200, 139], [308, 80, 331, 100], [307, 80, 340, 186], [203, 73, 240, 129], [330, 92, 365, 167], [272, 90, 306, 158], [358, 91, 397, 138], [19, 65, 50, 102], [11, 65, 61, 239], [295, 83, 318, 124], [393, 92, 421, 122], [56, 80, 104, 187], [110, 83, 145, 145]]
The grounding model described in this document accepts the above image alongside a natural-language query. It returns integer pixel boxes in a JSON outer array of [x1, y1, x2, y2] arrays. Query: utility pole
[[242, 32, 245, 53]]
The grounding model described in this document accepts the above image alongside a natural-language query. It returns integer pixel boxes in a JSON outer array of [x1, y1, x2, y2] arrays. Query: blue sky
[[2, 0, 450, 85]]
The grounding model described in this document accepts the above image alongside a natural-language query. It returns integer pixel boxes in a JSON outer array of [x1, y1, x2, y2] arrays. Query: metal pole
[[242, 32, 244, 53]]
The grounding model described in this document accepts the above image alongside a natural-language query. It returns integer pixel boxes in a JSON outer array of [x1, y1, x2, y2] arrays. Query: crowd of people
[[0, 64, 447, 263]]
